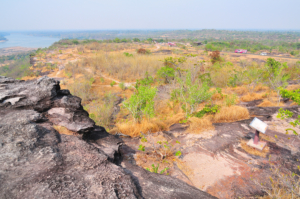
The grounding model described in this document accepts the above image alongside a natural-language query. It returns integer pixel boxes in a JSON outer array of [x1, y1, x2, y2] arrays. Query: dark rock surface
[[0, 76, 216, 199], [248, 106, 300, 119]]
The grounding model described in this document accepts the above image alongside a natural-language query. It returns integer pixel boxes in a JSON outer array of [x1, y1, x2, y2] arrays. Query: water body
[[0, 34, 60, 49]]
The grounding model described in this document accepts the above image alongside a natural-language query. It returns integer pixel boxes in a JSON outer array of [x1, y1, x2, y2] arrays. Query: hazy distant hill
[[21, 29, 300, 43]]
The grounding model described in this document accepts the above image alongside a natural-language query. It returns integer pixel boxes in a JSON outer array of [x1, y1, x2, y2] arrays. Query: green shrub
[[225, 94, 237, 107], [264, 58, 290, 104], [156, 66, 175, 84], [123, 85, 157, 122], [194, 105, 220, 118], [136, 72, 154, 88], [110, 81, 116, 87], [199, 73, 213, 86], [119, 82, 126, 90], [280, 89, 300, 105], [171, 71, 214, 117], [123, 52, 133, 57], [89, 77, 95, 85]]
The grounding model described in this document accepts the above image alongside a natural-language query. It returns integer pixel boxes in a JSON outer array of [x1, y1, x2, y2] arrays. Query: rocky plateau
[[0, 76, 216, 199]]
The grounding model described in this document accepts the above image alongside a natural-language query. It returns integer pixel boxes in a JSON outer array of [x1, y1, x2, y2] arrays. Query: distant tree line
[[203, 40, 300, 55], [0, 53, 31, 78], [22, 29, 300, 43]]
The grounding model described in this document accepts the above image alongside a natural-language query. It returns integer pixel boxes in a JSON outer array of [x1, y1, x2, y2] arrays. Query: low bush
[[123, 52, 133, 57], [123, 85, 157, 122], [110, 81, 116, 87], [119, 82, 126, 90], [137, 48, 151, 54], [194, 105, 220, 118], [86, 93, 116, 130]]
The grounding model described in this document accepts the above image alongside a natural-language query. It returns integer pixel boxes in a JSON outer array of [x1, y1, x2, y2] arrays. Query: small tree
[[209, 50, 221, 64], [264, 58, 289, 104], [171, 71, 214, 117], [123, 85, 157, 122], [244, 65, 263, 93], [156, 66, 175, 84]]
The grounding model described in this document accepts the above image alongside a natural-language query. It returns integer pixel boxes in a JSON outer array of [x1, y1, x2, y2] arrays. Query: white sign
[[249, 117, 268, 134]]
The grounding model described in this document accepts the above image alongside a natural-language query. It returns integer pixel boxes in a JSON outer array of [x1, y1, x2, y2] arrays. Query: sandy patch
[[182, 152, 241, 190]]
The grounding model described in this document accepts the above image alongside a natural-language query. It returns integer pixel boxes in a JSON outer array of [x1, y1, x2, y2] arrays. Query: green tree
[[156, 66, 175, 84], [146, 38, 153, 43], [123, 85, 157, 122], [113, 38, 120, 43], [171, 71, 214, 117], [244, 66, 263, 93], [264, 58, 289, 104]]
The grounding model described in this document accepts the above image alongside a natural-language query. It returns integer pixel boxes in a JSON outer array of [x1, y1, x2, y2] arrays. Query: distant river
[[0, 34, 60, 49]]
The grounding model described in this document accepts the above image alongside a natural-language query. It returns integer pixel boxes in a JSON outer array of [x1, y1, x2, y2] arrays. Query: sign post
[[247, 118, 268, 150], [254, 130, 260, 144]]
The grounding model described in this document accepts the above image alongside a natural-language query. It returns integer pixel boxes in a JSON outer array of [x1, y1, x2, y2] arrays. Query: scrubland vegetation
[[27, 29, 300, 56], [0, 52, 32, 78], [31, 41, 298, 139]]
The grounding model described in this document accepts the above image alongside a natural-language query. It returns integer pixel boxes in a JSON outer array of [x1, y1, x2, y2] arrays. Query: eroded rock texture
[[0, 76, 216, 199]]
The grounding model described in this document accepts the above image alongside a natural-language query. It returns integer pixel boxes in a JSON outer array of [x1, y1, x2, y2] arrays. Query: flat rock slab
[[247, 139, 267, 151]]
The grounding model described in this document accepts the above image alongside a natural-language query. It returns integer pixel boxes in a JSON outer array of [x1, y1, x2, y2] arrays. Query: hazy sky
[[1, 0, 299, 30]]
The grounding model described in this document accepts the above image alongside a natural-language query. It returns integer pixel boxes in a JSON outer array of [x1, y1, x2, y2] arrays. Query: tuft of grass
[[254, 84, 269, 92], [260, 134, 276, 143], [110, 81, 116, 87], [286, 84, 300, 91], [53, 125, 77, 135], [258, 99, 285, 107], [187, 117, 214, 133], [230, 86, 249, 95], [213, 106, 250, 123], [111, 119, 167, 137], [241, 92, 266, 102], [119, 82, 126, 90], [165, 113, 186, 127]]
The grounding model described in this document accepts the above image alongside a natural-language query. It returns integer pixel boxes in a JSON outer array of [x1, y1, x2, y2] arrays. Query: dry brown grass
[[110, 119, 167, 137], [286, 84, 300, 91], [213, 106, 250, 123], [165, 113, 186, 127], [258, 99, 285, 107], [241, 92, 266, 102], [53, 125, 77, 135], [290, 102, 298, 106], [212, 92, 224, 101], [230, 86, 249, 95], [240, 140, 269, 158], [187, 117, 215, 133], [254, 84, 269, 92], [260, 134, 276, 143], [85, 52, 169, 82]]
